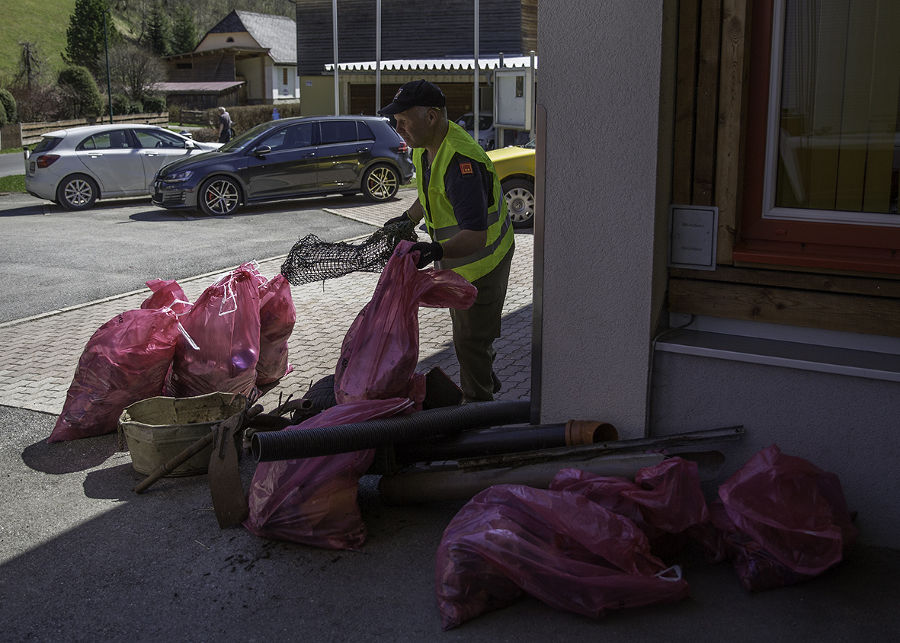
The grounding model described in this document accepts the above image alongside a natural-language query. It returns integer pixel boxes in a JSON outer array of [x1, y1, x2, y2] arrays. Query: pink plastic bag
[[256, 273, 295, 385], [140, 279, 191, 316], [717, 445, 858, 583], [166, 267, 261, 398], [335, 240, 476, 404], [550, 458, 710, 536], [244, 397, 413, 549], [49, 308, 181, 442], [435, 484, 689, 630]]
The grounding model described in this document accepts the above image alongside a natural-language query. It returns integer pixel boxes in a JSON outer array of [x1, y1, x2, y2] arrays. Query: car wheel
[[198, 176, 241, 216], [362, 164, 399, 201], [56, 174, 99, 210], [501, 178, 535, 229]]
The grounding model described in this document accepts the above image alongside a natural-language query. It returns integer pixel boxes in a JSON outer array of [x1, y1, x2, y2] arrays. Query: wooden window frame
[[734, 1, 900, 275]]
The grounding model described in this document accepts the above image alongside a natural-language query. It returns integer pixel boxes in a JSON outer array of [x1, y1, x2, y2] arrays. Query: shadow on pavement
[[21, 432, 119, 475]]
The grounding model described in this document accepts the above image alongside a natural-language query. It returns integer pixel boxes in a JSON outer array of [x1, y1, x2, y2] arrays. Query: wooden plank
[[692, 0, 722, 206], [669, 265, 900, 299], [714, 0, 750, 263], [668, 278, 900, 337], [672, 0, 700, 204]]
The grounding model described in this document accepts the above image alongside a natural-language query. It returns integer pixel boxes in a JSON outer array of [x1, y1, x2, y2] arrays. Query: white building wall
[[535, 0, 669, 437]]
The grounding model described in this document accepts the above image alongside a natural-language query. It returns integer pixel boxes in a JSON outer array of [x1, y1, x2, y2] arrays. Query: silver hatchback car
[[24, 124, 221, 210]]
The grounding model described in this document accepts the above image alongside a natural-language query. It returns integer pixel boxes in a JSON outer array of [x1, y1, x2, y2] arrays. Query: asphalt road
[[0, 192, 376, 323], [0, 150, 25, 177]]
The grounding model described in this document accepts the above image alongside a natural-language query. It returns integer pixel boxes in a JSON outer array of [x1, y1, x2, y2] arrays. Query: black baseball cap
[[379, 79, 446, 115]]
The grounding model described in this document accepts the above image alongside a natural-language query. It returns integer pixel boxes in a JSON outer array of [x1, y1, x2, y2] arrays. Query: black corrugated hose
[[251, 400, 530, 462]]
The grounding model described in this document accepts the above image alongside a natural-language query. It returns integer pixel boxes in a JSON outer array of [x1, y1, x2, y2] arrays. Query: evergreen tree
[[170, 4, 199, 55], [0, 88, 17, 124], [146, 2, 172, 57], [63, 0, 116, 78]]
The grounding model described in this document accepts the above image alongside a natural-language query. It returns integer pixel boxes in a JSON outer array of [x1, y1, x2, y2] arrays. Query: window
[[736, 0, 900, 274], [260, 123, 314, 151], [133, 129, 185, 149], [319, 120, 358, 145], [282, 68, 288, 85], [78, 130, 132, 150]]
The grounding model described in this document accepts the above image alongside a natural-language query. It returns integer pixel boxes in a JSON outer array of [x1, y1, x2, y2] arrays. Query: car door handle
[[356, 146, 370, 152], [145, 152, 160, 157], [88, 153, 104, 158]]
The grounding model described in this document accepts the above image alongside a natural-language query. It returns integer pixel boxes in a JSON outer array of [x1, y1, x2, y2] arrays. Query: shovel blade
[[208, 414, 250, 528]]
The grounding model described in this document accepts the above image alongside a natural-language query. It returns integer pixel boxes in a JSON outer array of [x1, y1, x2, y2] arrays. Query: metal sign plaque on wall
[[668, 204, 718, 271]]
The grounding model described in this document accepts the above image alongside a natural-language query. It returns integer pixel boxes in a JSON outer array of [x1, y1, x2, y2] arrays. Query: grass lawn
[[0, 175, 26, 193]]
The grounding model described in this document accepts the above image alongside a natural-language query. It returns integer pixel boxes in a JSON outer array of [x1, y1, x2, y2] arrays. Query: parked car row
[[24, 125, 221, 210], [23, 116, 535, 228]]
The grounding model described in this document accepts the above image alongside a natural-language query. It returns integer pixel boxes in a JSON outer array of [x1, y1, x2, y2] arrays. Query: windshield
[[217, 121, 276, 153], [457, 114, 493, 130], [32, 136, 62, 153]]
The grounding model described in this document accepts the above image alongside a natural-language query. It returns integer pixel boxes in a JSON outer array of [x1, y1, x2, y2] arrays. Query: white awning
[[324, 56, 537, 73]]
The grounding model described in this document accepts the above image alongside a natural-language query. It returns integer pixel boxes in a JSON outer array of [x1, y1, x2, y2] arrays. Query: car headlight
[[162, 170, 193, 183]]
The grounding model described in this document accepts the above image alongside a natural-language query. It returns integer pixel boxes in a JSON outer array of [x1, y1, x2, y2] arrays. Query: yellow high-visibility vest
[[413, 121, 514, 282]]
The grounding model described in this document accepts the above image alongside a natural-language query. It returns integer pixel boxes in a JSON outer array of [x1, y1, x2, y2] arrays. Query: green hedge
[[208, 103, 303, 136]]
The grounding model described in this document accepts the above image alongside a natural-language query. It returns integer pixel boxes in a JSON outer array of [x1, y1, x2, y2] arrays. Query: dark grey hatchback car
[[152, 115, 414, 215]]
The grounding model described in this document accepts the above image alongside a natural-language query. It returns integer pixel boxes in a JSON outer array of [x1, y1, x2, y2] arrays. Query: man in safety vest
[[381, 79, 515, 402]]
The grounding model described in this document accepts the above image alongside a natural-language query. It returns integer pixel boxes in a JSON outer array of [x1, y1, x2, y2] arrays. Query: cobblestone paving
[[0, 190, 533, 416]]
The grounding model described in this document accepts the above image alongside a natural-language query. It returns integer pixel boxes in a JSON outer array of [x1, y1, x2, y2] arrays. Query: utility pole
[[104, 10, 113, 123]]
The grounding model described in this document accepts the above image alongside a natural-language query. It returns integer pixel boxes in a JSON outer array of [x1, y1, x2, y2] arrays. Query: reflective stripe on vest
[[414, 121, 514, 282]]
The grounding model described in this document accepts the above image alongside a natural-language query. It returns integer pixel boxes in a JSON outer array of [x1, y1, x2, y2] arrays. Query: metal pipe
[[392, 420, 617, 463], [378, 452, 668, 505], [251, 400, 531, 462]]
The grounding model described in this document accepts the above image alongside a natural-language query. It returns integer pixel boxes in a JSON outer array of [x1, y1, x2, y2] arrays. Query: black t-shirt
[[422, 151, 492, 231]]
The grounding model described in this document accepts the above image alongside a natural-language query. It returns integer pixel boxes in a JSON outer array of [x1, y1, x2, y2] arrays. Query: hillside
[[0, 0, 78, 82], [0, 0, 293, 84]]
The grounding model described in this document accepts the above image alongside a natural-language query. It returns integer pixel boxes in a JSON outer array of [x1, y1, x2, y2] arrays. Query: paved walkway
[[0, 190, 533, 416]]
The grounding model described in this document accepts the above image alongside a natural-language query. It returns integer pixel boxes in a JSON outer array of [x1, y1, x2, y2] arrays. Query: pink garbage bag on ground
[[140, 279, 191, 315], [435, 484, 689, 630], [49, 308, 181, 442], [256, 273, 295, 386], [166, 266, 261, 398], [245, 397, 413, 549], [550, 458, 710, 535], [335, 240, 477, 405], [715, 444, 858, 589]]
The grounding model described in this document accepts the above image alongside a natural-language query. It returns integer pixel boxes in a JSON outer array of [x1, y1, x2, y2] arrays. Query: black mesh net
[[280, 219, 418, 285]]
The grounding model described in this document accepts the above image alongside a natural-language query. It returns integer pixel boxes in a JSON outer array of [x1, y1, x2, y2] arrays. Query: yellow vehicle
[[487, 139, 536, 228]]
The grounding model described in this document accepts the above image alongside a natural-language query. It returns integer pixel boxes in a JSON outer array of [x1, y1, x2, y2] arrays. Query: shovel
[[208, 403, 263, 528]]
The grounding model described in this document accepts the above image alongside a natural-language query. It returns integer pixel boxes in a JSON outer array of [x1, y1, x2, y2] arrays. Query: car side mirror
[[253, 145, 272, 157], [184, 139, 195, 149]]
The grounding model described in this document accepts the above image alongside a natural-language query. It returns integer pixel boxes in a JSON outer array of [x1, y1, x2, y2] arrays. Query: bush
[[142, 94, 166, 113], [0, 88, 17, 123], [190, 127, 218, 143], [0, 108, 6, 127], [109, 93, 142, 115], [57, 66, 103, 118]]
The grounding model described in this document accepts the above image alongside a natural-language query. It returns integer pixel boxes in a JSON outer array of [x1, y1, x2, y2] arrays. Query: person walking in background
[[217, 106, 232, 143], [381, 79, 515, 402]]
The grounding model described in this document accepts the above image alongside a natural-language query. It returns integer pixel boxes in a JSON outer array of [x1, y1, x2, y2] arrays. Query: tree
[[108, 41, 166, 107], [63, 0, 116, 78], [145, 2, 172, 56], [170, 4, 199, 55], [15, 41, 44, 89], [58, 66, 103, 119]]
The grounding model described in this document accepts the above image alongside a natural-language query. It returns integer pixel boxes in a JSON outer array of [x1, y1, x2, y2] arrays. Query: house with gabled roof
[[157, 10, 299, 109]]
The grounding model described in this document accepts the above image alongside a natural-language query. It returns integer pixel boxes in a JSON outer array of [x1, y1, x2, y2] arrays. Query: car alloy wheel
[[502, 178, 535, 228], [363, 164, 399, 201], [200, 176, 240, 216], [57, 174, 99, 210]]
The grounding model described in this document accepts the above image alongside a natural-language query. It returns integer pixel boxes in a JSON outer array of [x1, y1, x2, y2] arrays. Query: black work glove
[[409, 241, 443, 269], [384, 212, 412, 227]]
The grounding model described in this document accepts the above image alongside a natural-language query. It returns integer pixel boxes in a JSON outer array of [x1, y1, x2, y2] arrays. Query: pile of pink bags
[[435, 448, 857, 629], [49, 263, 294, 443], [244, 241, 477, 546]]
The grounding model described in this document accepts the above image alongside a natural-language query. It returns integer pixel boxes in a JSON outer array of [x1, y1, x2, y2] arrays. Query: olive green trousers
[[449, 244, 515, 402]]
